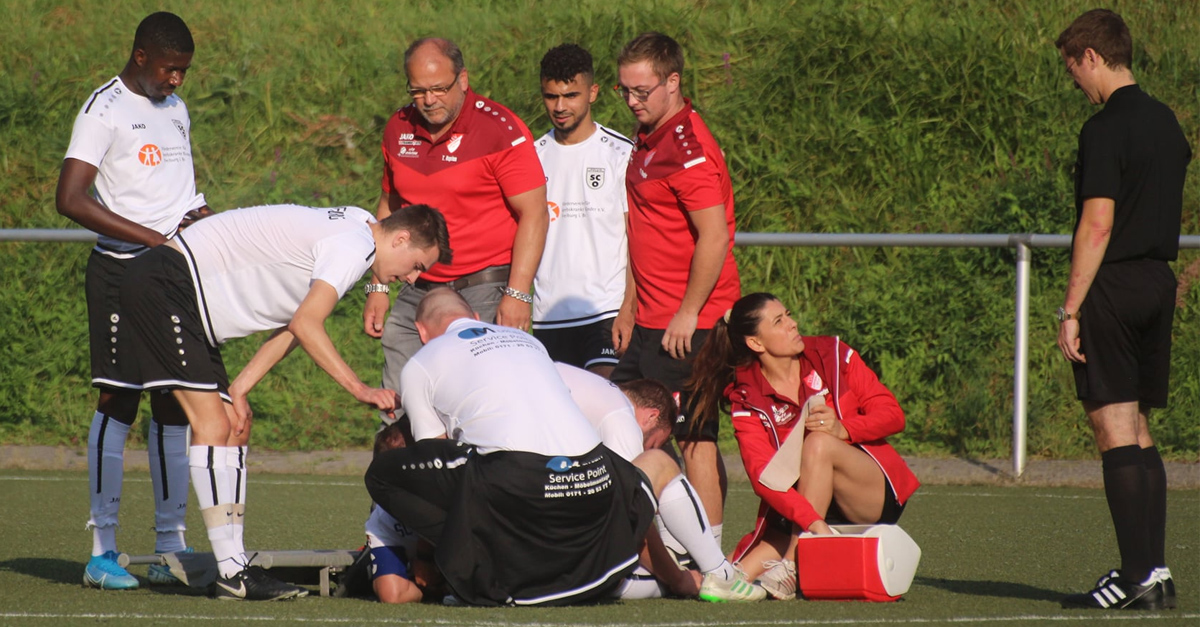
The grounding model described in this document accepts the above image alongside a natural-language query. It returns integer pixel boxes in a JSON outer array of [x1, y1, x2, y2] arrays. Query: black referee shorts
[[1074, 259, 1176, 407]]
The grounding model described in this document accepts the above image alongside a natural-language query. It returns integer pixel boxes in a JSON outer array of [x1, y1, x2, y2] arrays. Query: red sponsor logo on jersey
[[137, 144, 163, 166], [547, 201, 560, 222]]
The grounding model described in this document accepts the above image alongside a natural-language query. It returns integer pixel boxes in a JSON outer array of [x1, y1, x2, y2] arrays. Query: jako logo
[[545, 457, 573, 472], [547, 201, 560, 222], [457, 327, 491, 339], [138, 144, 163, 166]]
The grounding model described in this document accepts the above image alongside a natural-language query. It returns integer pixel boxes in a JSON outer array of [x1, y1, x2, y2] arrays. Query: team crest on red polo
[[447, 133, 464, 154], [803, 370, 823, 392]]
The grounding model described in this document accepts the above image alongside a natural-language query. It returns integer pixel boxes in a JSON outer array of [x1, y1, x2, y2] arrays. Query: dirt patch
[[2, 445, 1195, 489]]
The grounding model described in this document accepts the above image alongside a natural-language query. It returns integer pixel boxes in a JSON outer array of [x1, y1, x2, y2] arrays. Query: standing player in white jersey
[[532, 44, 635, 378], [119, 203, 450, 600], [55, 12, 212, 590], [555, 364, 766, 602]]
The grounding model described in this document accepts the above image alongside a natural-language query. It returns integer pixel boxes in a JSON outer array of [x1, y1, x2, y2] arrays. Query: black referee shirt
[[1073, 84, 1192, 263]]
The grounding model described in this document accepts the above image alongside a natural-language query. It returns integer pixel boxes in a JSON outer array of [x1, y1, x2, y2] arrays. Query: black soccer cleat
[[211, 566, 309, 601], [1061, 570, 1167, 610]]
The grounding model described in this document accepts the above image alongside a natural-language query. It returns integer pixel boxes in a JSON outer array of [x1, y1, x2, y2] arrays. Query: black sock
[[1101, 445, 1152, 583], [1142, 445, 1168, 570]]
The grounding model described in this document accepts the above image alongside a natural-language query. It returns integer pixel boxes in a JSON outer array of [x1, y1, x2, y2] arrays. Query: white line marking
[[0, 612, 1196, 625]]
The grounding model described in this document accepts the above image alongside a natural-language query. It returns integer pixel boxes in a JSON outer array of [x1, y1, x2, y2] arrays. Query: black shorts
[[533, 318, 618, 371], [1074, 259, 1176, 406], [764, 474, 905, 531], [611, 325, 716, 442], [120, 246, 229, 397], [825, 476, 906, 526], [369, 441, 655, 607], [85, 251, 143, 390]]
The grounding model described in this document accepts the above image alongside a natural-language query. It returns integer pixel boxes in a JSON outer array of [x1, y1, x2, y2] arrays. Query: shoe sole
[[83, 573, 139, 590]]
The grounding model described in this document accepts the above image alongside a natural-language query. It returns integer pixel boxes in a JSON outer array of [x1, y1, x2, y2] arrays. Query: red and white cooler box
[[794, 524, 921, 601]]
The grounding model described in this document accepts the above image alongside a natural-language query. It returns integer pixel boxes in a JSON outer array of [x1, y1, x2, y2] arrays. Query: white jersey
[[555, 363, 643, 462], [401, 318, 600, 456], [532, 123, 633, 329], [365, 507, 420, 553], [174, 204, 376, 344], [64, 76, 206, 257]]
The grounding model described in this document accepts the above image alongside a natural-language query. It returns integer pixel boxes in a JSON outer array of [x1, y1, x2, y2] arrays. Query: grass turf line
[[0, 470, 1195, 626]]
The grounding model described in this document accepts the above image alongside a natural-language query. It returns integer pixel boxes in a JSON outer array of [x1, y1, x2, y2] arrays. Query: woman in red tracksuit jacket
[[687, 292, 919, 583]]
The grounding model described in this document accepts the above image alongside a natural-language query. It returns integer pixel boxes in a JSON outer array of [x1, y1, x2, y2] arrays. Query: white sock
[[87, 412, 129, 556], [189, 445, 243, 578], [227, 446, 248, 557], [149, 419, 189, 553], [711, 523, 723, 550], [657, 476, 728, 574]]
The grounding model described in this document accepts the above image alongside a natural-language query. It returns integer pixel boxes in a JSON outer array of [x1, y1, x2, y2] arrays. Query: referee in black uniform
[[1053, 9, 1190, 611]]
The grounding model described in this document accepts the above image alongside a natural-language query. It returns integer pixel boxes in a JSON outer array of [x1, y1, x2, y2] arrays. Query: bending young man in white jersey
[[55, 12, 213, 590], [120, 203, 450, 600], [365, 289, 697, 606], [556, 365, 765, 602], [532, 44, 635, 378]]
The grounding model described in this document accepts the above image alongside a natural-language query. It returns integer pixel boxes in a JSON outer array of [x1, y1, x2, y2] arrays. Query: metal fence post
[[1012, 237, 1031, 477]]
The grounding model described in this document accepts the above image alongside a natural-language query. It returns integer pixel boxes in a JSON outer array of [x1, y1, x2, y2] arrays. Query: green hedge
[[1, 0, 1196, 458]]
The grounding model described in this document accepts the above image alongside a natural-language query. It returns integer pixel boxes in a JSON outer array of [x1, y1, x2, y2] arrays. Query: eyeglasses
[[613, 78, 667, 103], [406, 72, 461, 99]]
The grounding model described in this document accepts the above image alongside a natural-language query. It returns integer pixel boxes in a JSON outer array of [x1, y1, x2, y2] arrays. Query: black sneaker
[[1061, 571, 1166, 610], [1152, 568, 1177, 610], [211, 566, 309, 601], [1087, 568, 1176, 610]]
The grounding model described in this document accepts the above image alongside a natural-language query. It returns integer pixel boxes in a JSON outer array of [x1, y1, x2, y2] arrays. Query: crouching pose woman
[[686, 293, 919, 599]]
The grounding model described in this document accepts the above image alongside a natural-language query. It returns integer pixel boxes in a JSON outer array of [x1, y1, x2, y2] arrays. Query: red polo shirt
[[626, 99, 740, 328], [380, 89, 544, 282]]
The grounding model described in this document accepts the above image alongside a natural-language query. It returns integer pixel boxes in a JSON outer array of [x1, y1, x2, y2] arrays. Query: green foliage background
[[1, 0, 1196, 458]]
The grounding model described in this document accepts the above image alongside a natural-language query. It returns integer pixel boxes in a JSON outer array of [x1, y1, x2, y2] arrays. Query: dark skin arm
[[55, 157, 211, 244]]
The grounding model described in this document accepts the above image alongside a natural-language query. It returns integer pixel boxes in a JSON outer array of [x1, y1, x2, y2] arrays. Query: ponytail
[[684, 292, 780, 437]]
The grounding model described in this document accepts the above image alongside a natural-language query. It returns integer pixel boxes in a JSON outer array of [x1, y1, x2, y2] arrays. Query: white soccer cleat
[[698, 566, 767, 603], [757, 558, 797, 600]]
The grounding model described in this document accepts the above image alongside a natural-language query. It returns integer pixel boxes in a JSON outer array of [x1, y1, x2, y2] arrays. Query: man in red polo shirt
[[363, 38, 548, 407], [610, 32, 741, 546]]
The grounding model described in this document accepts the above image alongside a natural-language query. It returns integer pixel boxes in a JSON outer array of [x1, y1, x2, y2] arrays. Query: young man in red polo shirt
[[610, 32, 741, 554], [363, 38, 548, 410]]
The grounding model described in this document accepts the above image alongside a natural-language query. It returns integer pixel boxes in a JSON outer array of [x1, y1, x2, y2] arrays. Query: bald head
[[414, 288, 476, 342], [404, 38, 465, 76]]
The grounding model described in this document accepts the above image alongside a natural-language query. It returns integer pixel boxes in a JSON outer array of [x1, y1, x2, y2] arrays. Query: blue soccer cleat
[[84, 551, 139, 590]]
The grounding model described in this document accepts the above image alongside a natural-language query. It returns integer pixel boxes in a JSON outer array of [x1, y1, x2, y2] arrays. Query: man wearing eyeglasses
[[610, 32, 741, 547], [364, 38, 548, 413]]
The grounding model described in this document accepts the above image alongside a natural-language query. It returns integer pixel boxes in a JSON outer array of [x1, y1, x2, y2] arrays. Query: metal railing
[[5, 228, 1199, 476]]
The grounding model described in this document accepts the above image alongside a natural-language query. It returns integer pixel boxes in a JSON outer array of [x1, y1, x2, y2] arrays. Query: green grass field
[[1, 469, 1195, 626]]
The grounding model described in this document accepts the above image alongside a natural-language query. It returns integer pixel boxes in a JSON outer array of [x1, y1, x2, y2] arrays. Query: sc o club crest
[[585, 167, 605, 189]]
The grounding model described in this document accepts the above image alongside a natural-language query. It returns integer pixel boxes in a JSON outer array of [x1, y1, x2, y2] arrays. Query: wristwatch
[[364, 283, 390, 296], [1055, 307, 1080, 322]]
